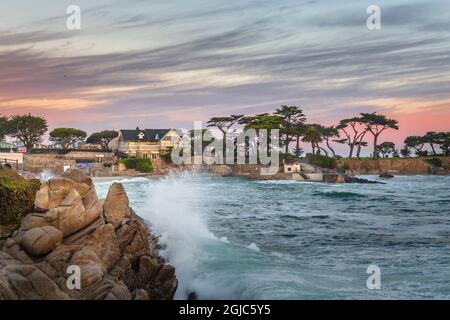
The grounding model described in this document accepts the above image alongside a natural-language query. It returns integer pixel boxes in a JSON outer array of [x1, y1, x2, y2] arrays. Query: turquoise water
[[95, 173, 450, 299]]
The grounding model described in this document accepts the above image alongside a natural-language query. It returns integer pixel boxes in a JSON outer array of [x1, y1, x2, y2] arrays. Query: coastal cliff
[[337, 157, 450, 175], [0, 170, 177, 300]]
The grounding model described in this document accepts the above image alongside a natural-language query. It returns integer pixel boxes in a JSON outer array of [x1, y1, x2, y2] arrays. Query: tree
[[376, 141, 395, 158], [355, 141, 368, 158], [7, 114, 48, 150], [302, 125, 323, 154], [422, 131, 440, 155], [404, 136, 425, 155], [0, 115, 9, 141], [437, 132, 450, 156], [320, 126, 339, 157], [360, 113, 399, 159], [49, 128, 87, 150], [207, 115, 243, 141], [86, 130, 118, 151], [274, 106, 307, 153], [293, 146, 304, 157], [239, 113, 282, 133], [336, 117, 368, 158], [239, 114, 282, 159], [400, 145, 411, 158], [308, 124, 329, 156]]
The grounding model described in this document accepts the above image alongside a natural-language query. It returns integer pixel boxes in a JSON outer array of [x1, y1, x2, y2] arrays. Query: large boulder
[[20, 226, 63, 257], [103, 183, 131, 228], [2, 264, 70, 300], [61, 169, 94, 186], [209, 165, 232, 176], [35, 178, 91, 211], [0, 170, 177, 300]]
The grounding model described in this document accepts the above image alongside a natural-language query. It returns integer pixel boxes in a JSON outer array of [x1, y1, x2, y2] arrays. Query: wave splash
[[138, 172, 216, 299]]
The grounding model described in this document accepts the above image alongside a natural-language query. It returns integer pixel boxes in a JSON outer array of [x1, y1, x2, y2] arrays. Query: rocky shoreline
[[0, 170, 177, 300]]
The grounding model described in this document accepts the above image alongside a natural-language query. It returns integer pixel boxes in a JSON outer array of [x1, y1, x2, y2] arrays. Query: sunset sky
[[1, 0, 449, 151]]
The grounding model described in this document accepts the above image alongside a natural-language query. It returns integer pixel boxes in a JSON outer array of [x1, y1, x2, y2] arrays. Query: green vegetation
[[49, 128, 87, 150], [86, 130, 119, 150], [119, 158, 153, 173], [361, 113, 399, 159], [6, 114, 48, 150], [403, 132, 450, 157], [209, 109, 404, 161], [0, 169, 41, 228], [376, 141, 396, 158], [306, 154, 337, 169], [0, 115, 9, 141], [279, 153, 299, 163], [274, 106, 306, 154]]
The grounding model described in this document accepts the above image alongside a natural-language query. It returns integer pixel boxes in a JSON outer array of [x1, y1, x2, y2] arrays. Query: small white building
[[283, 162, 301, 173]]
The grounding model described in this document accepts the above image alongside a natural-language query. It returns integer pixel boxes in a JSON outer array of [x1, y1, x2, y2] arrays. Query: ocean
[[94, 173, 450, 299]]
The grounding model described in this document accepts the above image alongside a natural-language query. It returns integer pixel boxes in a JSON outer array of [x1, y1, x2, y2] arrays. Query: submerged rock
[[379, 171, 394, 179], [208, 165, 233, 176], [344, 176, 385, 184], [0, 170, 177, 300]]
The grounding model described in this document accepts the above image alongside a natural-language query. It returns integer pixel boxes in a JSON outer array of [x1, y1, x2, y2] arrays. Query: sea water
[[95, 173, 450, 299]]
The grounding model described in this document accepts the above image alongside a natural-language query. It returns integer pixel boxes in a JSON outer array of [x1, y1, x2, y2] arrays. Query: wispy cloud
[[0, 0, 449, 142]]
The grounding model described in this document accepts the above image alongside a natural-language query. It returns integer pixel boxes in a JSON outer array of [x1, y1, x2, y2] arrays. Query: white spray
[[39, 169, 55, 182], [139, 171, 215, 299]]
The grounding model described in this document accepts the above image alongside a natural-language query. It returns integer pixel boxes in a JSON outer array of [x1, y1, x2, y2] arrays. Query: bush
[[280, 153, 300, 163], [425, 157, 442, 167], [0, 175, 41, 226], [306, 153, 337, 169], [119, 158, 153, 173]]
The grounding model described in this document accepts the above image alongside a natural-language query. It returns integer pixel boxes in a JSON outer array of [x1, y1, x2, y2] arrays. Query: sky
[[0, 0, 449, 153]]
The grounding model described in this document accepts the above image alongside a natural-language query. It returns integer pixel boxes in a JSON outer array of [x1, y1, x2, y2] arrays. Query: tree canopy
[[86, 130, 118, 150], [274, 106, 306, 153], [360, 112, 399, 159], [336, 116, 368, 158], [0, 115, 9, 141], [207, 115, 243, 138], [302, 125, 323, 155], [376, 141, 396, 158], [49, 128, 87, 150], [7, 114, 48, 150]]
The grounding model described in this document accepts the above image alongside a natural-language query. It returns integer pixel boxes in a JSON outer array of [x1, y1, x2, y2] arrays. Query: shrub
[[306, 153, 337, 169], [425, 157, 442, 167], [118, 158, 153, 173], [0, 176, 41, 226], [280, 153, 300, 163]]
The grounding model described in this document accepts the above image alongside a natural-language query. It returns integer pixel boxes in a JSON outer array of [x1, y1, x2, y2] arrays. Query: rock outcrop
[[344, 176, 384, 184], [0, 170, 177, 300], [379, 171, 394, 179], [208, 165, 233, 176]]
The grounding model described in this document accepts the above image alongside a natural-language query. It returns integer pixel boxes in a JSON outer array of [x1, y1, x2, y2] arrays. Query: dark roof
[[119, 128, 178, 142]]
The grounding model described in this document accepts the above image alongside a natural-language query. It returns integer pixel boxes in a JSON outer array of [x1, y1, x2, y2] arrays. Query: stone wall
[[24, 151, 115, 175]]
